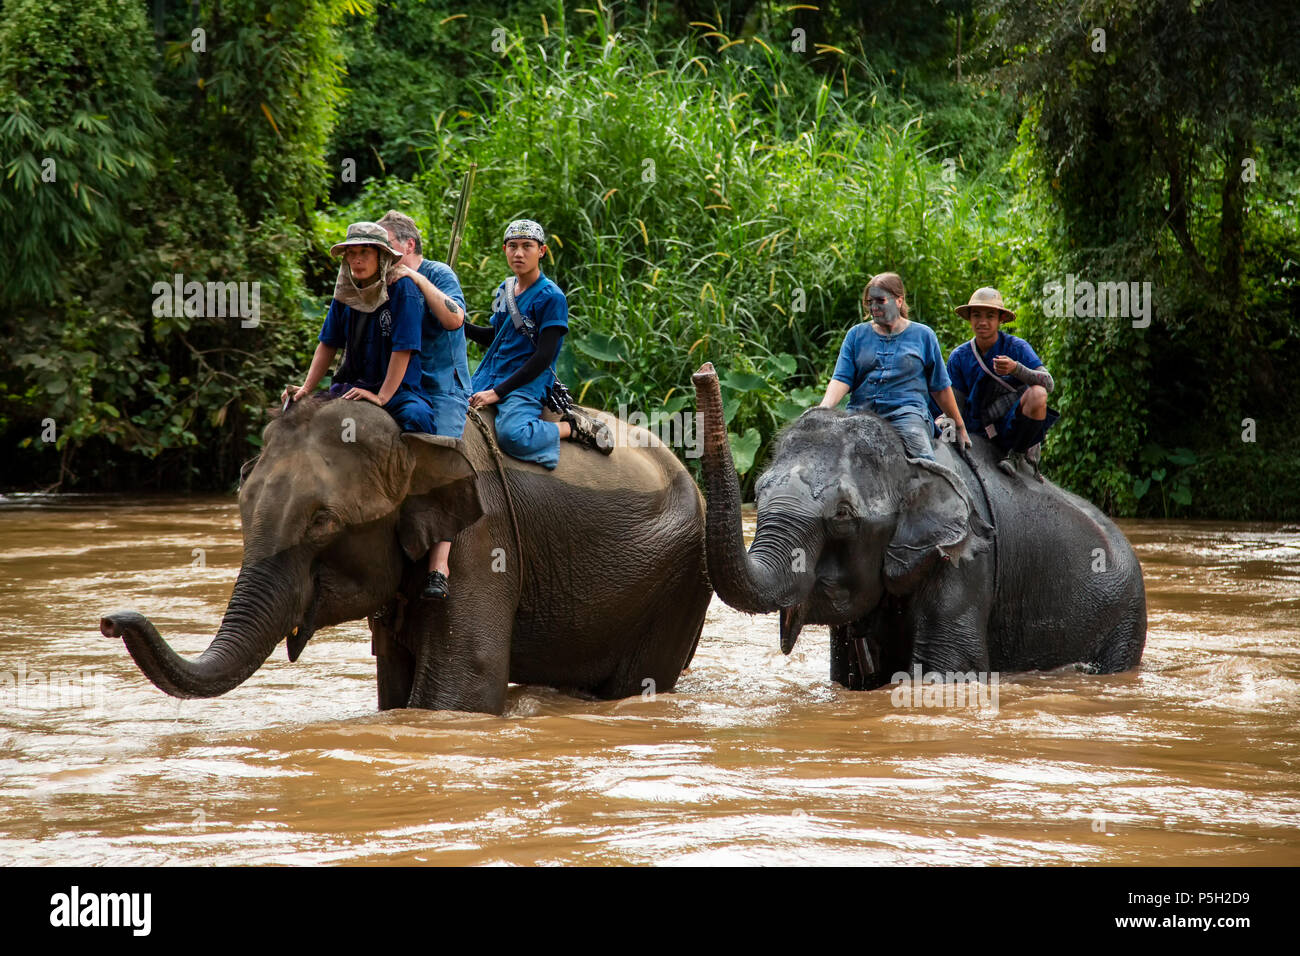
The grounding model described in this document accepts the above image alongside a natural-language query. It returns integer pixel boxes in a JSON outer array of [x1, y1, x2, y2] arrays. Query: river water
[[1, 496, 1297, 865]]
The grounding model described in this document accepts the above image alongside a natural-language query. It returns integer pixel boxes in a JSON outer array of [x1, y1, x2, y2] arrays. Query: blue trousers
[[329, 381, 437, 434], [878, 407, 935, 460], [427, 388, 469, 439], [495, 388, 561, 468], [988, 398, 1060, 453]]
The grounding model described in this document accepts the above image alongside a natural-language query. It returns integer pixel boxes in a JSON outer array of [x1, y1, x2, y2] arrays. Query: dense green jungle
[[2, 0, 1297, 517]]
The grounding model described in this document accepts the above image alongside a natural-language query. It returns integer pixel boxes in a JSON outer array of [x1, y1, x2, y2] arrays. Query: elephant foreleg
[[906, 567, 992, 676], [402, 596, 511, 715], [370, 597, 414, 711]]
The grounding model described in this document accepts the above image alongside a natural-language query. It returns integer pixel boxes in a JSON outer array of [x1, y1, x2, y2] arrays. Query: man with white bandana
[[464, 219, 612, 466]]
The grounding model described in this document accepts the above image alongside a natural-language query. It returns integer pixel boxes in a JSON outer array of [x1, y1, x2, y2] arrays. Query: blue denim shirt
[[831, 320, 951, 420], [319, 277, 424, 393], [415, 259, 472, 398]]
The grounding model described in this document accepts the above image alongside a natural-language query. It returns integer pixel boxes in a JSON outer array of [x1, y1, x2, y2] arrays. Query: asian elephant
[[100, 395, 711, 714], [692, 362, 1146, 689]]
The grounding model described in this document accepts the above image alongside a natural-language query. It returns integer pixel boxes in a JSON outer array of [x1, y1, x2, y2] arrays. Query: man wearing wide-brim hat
[[945, 286, 1059, 479], [280, 220, 438, 435]]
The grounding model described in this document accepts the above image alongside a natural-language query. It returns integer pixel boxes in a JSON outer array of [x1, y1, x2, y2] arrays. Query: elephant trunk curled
[[693, 363, 810, 613], [101, 551, 306, 699]]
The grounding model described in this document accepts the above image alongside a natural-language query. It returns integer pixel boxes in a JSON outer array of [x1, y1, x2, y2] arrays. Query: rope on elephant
[[467, 408, 526, 597], [957, 446, 1000, 602]]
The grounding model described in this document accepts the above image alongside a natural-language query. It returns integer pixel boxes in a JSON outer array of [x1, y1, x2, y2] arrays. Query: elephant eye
[[308, 509, 341, 537]]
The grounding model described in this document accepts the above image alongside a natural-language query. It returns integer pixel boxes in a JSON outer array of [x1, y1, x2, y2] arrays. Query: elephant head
[[100, 396, 482, 698], [692, 363, 991, 651]]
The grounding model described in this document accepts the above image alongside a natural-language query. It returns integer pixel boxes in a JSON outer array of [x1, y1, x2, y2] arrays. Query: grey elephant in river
[[692, 363, 1146, 688], [101, 396, 711, 714]]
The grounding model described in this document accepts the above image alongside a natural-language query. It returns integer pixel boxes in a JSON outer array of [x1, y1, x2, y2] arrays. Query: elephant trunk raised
[[693, 363, 818, 615], [101, 551, 310, 699]]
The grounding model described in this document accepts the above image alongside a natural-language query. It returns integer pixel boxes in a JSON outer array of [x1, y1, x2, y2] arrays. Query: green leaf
[[1133, 477, 1150, 500], [728, 427, 762, 476], [573, 332, 625, 363], [719, 386, 741, 425], [719, 370, 766, 392], [659, 393, 689, 415], [767, 352, 797, 376], [1168, 447, 1197, 466]]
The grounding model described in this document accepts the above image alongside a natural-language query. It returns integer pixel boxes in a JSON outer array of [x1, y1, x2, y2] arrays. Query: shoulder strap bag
[[970, 339, 1023, 438]]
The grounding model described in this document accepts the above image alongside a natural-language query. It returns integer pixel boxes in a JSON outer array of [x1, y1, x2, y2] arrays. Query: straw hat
[[955, 286, 1015, 323]]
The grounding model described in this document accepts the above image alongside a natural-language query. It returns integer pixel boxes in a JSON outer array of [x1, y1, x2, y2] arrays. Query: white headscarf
[[332, 249, 398, 312]]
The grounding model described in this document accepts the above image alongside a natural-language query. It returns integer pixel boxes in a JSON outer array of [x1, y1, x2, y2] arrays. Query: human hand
[[281, 384, 310, 405], [390, 262, 416, 283], [957, 425, 971, 450], [992, 355, 1017, 375], [342, 387, 383, 406], [469, 389, 500, 409]]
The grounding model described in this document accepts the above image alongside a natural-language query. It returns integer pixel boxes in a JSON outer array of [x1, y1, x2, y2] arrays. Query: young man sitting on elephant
[[945, 286, 1059, 480], [281, 220, 436, 434], [463, 219, 612, 464]]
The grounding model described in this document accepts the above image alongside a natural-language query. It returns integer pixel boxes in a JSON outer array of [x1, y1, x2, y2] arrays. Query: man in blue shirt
[[378, 210, 472, 440], [820, 272, 970, 460], [465, 219, 612, 467], [377, 210, 474, 601], [947, 286, 1058, 478], [282, 221, 435, 435]]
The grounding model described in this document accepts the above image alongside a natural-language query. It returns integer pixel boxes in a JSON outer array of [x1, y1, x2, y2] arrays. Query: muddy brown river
[[1, 496, 1297, 865]]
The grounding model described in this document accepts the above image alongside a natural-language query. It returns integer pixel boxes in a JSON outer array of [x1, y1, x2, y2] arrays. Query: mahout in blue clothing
[[376, 209, 477, 599], [951, 286, 1058, 479], [378, 209, 473, 441], [465, 219, 612, 466]]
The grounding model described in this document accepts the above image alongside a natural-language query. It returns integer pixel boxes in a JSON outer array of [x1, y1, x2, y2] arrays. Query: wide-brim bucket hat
[[329, 221, 405, 259], [955, 286, 1015, 323]]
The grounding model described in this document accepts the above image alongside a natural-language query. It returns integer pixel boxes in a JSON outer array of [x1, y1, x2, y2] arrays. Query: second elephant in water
[[693, 363, 1146, 688]]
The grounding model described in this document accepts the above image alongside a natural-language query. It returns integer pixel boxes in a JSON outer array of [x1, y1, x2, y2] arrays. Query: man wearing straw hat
[[280, 220, 436, 434], [946, 286, 1058, 479]]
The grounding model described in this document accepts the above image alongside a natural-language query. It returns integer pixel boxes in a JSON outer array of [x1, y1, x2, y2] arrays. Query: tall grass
[[324, 6, 1024, 489]]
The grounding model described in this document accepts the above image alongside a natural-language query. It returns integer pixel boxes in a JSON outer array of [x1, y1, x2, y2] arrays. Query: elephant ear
[[238, 455, 260, 490], [396, 433, 484, 560], [884, 457, 993, 594]]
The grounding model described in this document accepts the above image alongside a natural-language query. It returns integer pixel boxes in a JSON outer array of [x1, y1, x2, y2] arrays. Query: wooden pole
[[446, 163, 477, 269]]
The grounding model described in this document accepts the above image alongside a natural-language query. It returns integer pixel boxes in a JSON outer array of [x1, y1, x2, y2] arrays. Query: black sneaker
[[997, 452, 1019, 478], [563, 410, 614, 455], [421, 570, 449, 600]]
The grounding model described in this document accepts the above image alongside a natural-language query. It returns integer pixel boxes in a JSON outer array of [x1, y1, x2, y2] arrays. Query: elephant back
[[938, 438, 1147, 670]]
